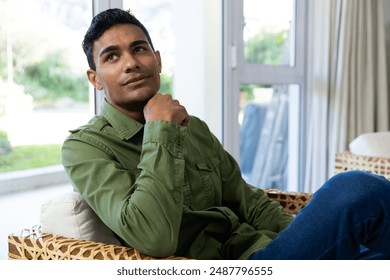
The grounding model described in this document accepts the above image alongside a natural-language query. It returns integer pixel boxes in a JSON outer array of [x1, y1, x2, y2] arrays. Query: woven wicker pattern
[[8, 234, 188, 260], [8, 189, 313, 260], [264, 189, 312, 215], [335, 151, 390, 180]]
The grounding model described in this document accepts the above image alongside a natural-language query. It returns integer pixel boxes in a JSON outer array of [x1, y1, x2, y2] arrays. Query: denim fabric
[[249, 171, 390, 259]]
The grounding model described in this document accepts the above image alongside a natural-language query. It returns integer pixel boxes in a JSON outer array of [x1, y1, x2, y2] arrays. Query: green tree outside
[[244, 29, 288, 65], [14, 51, 88, 104], [241, 29, 288, 97]]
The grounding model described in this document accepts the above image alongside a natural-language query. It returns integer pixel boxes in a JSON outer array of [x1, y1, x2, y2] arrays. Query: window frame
[[223, 0, 308, 190]]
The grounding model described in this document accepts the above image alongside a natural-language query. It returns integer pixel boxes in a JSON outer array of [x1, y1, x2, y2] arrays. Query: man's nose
[[123, 53, 140, 72]]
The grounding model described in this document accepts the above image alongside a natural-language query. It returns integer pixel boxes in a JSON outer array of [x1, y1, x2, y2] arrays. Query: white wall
[[173, 0, 223, 140]]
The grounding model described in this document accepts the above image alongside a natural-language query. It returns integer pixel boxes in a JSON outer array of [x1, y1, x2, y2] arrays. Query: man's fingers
[[144, 93, 190, 126]]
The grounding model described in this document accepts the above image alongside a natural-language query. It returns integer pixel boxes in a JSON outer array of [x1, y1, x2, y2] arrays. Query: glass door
[[224, 0, 306, 191]]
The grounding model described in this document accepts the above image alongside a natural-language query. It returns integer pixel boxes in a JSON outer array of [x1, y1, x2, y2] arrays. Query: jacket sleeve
[[61, 120, 186, 257]]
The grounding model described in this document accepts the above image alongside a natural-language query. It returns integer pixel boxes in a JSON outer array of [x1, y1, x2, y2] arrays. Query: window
[[243, 0, 295, 66], [224, 0, 306, 191], [239, 83, 300, 189], [0, 0, 93, 173]]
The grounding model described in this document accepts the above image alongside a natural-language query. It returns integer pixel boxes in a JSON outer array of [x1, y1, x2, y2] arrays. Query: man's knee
[[319, 170, 390, 207]]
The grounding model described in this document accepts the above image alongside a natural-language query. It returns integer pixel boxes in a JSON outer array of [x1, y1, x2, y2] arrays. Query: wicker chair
[[9, 151, 390, 260], [8, 189, 312, 260], [335, 151, 390, 180]]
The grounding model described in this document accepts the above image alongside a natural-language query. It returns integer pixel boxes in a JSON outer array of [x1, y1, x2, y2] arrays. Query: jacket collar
[[100, 99, 144, 140]]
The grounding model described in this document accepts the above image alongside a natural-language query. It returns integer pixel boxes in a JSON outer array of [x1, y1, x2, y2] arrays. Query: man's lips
[[122, 75, 150, 86]]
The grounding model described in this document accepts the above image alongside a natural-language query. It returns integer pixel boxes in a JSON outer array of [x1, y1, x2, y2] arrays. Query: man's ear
[[155, 50, 162, 73], [87, 69, 103, 91]]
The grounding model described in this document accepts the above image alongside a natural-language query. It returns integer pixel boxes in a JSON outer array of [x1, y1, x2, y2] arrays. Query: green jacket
[[62, 100, 293, 259]]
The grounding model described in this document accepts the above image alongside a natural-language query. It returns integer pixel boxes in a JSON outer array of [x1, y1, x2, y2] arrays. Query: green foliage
[[241, 29, 287, 98], [244, 29, 288, 65], [0, 130, 12, 156], [160, 73, 173, 94], [240, 84, 257, 100], [14, 51, 89, 103], [0, 144, 61, 172], [240, 83, 272, 101]]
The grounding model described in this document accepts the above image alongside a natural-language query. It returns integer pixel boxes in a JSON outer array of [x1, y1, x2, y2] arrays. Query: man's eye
[[107, 54, 118, 61], [134, 46, 146, 53]]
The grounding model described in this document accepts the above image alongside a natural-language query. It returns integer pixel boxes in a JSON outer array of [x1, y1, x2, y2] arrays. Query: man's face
[[87, 24, 162, 115]]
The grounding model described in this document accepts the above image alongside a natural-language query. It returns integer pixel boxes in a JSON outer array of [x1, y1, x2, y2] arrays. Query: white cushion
[[349, 132, 390, 158], [40, 192, 122, 245]]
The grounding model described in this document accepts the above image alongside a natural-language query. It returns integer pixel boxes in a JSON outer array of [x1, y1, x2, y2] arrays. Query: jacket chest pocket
[[195, 157, 222, 207]]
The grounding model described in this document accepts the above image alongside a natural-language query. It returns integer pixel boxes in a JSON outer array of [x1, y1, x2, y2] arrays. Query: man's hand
[[144, 93, 190, 127]]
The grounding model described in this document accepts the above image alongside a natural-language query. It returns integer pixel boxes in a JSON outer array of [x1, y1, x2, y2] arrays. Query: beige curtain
[[303, 0, 389, 192]]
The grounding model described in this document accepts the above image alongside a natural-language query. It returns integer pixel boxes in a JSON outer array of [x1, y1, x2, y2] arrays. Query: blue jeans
[[249, 171, 390, 259]]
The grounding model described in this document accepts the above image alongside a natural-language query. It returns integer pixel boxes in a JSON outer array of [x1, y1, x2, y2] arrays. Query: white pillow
[[40, 192, 122, 245], [349, 132, 390, 158]]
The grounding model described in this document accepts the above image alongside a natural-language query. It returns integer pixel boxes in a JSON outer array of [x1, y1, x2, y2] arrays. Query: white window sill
[[0, 165, 69, 195]]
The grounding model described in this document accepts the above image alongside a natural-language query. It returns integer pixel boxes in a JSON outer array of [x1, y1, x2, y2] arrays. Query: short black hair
[[82, 8, 155, 70]]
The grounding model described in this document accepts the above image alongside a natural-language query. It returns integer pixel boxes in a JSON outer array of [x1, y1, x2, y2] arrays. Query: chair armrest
[[335, 151, 390, 180], [8, 234, 189, 260], [264, 188, 312, 215]]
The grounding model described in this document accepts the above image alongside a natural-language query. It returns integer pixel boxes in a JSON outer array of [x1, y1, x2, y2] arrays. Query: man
[[62, 8, 390, 260]]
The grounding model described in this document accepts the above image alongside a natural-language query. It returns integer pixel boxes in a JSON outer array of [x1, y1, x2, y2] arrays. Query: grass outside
[[0, 144, 62, 172]]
